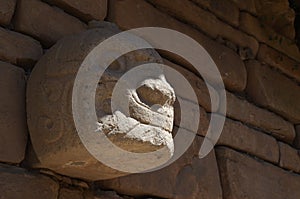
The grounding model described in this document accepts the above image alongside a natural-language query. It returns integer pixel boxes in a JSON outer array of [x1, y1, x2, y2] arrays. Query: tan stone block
[[0, 27, 42, 68], [226, 91, 295, 143], [191, 0, 239, 26], [216, 147, 300, 199], [14, 0, 87, 47], [218, 118, 279, 163], [98, 137, 222, 199], [108, 0, 248, 92], [148, 0, 259, 56], [0, 163, 59, 199], [279, 142, 300, 173], [246, 60, 300, 123], [258, 44, 300, 82], [44, 0, 107, 22], [0, 61, 27, 163], [240, 12, 300, 62], [0, 0, 16, 26]]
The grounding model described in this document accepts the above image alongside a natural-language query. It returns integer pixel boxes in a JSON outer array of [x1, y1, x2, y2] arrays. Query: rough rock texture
[[0, 27, 43, 68], [0, 163, 59, 199], [14, 0, 87, 47], [240, 12, 300, 62], [0, 61, 27, 163], [226, 91, 295, 143], [45, 0, 107, 22], [257, 44, 300, 82], [108, 0, 247, 92], [27, 27, 175, 180], [246, 60, 300, 123], [255, 0, 296, 40], [0, 0, 16, 26], [149, 0, 259, 56], [191, 0, 239, 26], [217, 147, 300, 199], [278, 142, 300, 173], [217, 118, 279, 163], [98, 137, 222, 199]]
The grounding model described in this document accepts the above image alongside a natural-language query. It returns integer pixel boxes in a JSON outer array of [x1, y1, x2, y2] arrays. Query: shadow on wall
[[289, 0, 300, 48]]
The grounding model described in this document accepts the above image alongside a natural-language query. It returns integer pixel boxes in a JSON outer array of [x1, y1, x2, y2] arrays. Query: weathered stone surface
[[279, 142, 300, 173], [0, 163, 59, 199], [294, 125, 300, 149], [98, 137, 222, 199], [27, 27, 175, 180], [217, 118, 279, 163], [255, 0, 296, 40], [191, 0, 239, 26], [164, 59, 218, 112], [108, 0, 248, 92], [0, 61, 27, 163], [240, 12, 300, 62], [216, 147, 300, 199], [44, 0, 107, 22], [230, 0, 257, 15], [0, 27, 42, 68], [14, 0, 87, 47], [258, 44, 300, 82], [59, 188, 83, 199], [149, 0, 259, 56], [226, 91, 295, 143], [246, 60, 300, 123], [0, 0, 16, 26]]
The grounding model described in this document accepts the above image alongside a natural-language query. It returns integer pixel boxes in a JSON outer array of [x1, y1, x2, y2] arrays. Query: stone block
[[217, 147, 300, 199], [0, 61, 27, 163], [246, 60, 300, 123], [14, 0, 87, 47], [0, 27, 42, 68]]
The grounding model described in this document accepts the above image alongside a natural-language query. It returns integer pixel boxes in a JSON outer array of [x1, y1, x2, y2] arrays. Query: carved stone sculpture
[[26, 24, 175, 180]]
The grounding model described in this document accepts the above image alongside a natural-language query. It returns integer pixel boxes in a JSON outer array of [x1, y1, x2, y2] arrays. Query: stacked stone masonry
[[0, 0, 300, 198]]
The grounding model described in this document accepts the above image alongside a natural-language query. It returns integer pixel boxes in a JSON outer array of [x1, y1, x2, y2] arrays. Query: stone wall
[[0, 0, 300, 198]]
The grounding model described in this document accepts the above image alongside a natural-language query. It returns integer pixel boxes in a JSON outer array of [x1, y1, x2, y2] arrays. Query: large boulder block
[[217, 147, 300, 199], [27, 26, 175, 180], [0, 0, 16, 26], [0, 61, 27, 163]]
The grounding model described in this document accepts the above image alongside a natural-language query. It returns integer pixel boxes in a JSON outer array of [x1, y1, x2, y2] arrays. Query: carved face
[[95, 49, 175, 156]]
